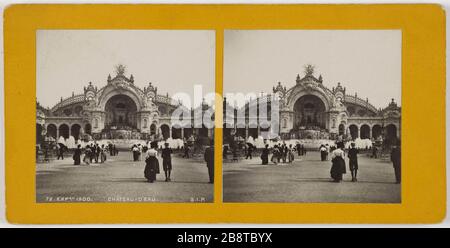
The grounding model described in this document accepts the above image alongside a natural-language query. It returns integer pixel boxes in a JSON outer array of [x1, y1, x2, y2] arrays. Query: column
[[257, 125, 261, 137], [181, 128, 184, 139], [245, 126, 249, 139], [357, 126, 360, 138], [56, 127, 59, 139], [169, 126, 172, 139], [368, 127, 372, 139]]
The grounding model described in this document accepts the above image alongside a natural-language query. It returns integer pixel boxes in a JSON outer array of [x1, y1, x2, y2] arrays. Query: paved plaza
[[36, 152, 213, 203], [223, 151, 401, 203]]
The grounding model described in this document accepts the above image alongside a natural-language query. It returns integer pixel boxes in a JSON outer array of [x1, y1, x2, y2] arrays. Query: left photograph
[[35, 30, 216, 203]]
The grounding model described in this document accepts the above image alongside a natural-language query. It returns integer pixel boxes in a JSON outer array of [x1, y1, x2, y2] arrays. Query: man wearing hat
[[390, 140, 401, 184], [204, 139, 214, 184], [161, 142, 173, 182], [348, 142, 359, 182]]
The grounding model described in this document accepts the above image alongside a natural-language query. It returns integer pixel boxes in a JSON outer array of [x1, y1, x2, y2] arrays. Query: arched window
[[94, 118, 98, 128], [150, 123, 156, 135], [143, 118, 148, 128]]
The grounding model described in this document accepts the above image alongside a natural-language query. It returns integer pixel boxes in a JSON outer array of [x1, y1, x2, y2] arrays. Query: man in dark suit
[[391, 140, 401, 184], [348, 142, 359, 182], [204, 140, 215, 184], [161, 143, 173, 182]]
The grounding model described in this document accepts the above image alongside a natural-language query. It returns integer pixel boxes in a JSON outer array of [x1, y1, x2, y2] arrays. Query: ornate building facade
[[36, 66, 213, 144], [223, 66, 401, 143]]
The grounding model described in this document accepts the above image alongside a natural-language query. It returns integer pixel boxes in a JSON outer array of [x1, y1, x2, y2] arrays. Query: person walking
[[108, 143, 114, 156], [132, 145, 139, 161], [330, 142, 346, 182], [161, 143, 173, 182], [83, 145, 91, 165], [183, 143, 190, 158], [95, 144, 101, 163], [391, 141, 401, 184], [271, 145, 279, 165], [348, 142, 359, 182], [261, 144, 269, 165], [113, 144, 118, 156], [57, 144, 65, 160], [73, 144, 82, 165], [320, 144, 327, 161], [100, 144, 107, 163], [296, 142, 301, 156], [204, 140, 214, 184], [144, 141, 160, 183], [245, 144, 253, 159], [288, 144, 294, 163]]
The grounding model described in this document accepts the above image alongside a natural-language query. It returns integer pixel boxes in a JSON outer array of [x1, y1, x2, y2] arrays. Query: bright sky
[[37, 30, 215, 109], [224, 30, 402, 109]]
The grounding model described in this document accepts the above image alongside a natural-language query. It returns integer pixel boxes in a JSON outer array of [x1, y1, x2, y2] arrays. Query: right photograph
[[222, 30, 402, 203]]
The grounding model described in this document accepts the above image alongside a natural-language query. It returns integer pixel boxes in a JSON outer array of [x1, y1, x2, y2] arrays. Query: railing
[[156, 94, 178, 106], [51, 94, 85, 112], [344, 95, 378, 113]]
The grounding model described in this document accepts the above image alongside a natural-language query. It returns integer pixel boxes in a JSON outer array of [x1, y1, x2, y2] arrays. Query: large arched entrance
[[293, 95, 327, 130], [104, 94, 138, 129]]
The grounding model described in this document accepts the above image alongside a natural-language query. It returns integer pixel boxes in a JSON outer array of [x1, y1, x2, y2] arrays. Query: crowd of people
[[71, 143, 115, 165], [142, 140, 215, 184], [253, 139, 401, 184]]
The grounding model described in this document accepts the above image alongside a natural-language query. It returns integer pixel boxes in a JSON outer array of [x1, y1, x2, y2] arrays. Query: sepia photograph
[[35, 30, 216, 203], [222, 30, 402, 203]]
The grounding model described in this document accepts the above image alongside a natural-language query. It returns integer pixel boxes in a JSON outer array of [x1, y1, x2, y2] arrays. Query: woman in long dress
[[132, 145, 139, 161], [100, 144, 107, 163], [288, 144, 295, 163], [330, 142, 346, 182], [83, 145, 91, 165], [144, 141, 160, 183]]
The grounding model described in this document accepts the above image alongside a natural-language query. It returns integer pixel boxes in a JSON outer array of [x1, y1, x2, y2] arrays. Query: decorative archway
[[104, 94, 138, 129], [71, 124, 81, 141], [360, 124, 371, 139], [47, 124, 57, 139], [98, 86, 142, 112], [292, 94, 327, 129], [59, 124, 69, 139], [349, 124, 358, 140]]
